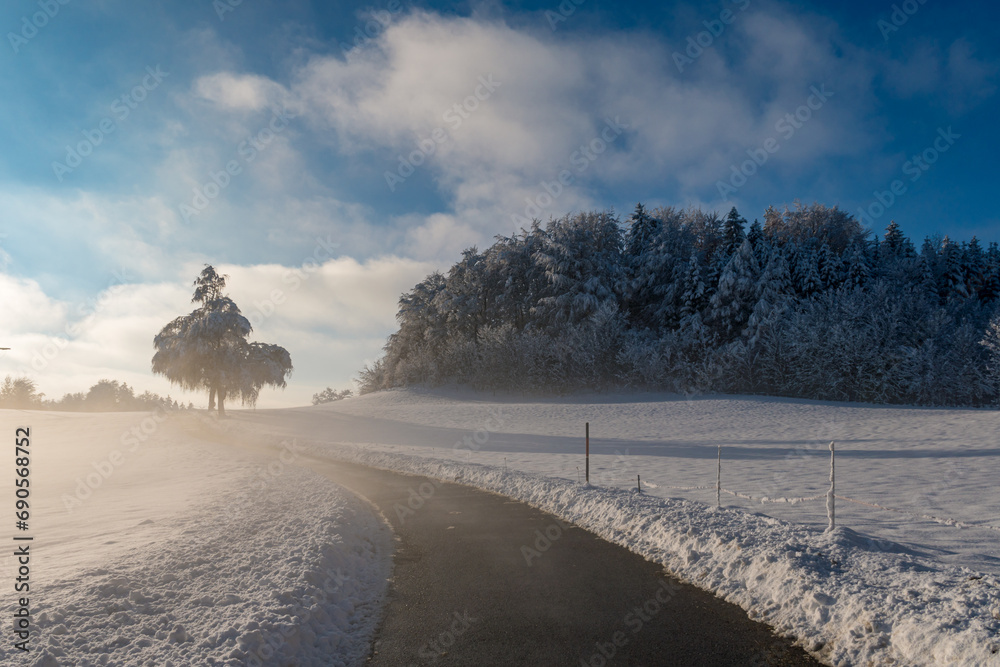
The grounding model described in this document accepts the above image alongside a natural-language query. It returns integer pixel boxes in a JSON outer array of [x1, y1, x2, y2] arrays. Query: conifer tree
[[722, 207, 748, 257], [709, 239, 760, 341]]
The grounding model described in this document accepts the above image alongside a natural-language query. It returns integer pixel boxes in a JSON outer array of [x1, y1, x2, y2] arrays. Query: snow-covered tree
[[980, 312, 1000, 401], [939, 237, 969, 301], [816, 241, 841, 289], [709, 238, 760, 341], [845, 243, 871, 289], [882, 221, 907, 256], [794, 244, 823, 297], [624, 203, 660, 259], [152, 266, 292, 416], [679, 252, 708, 321], [312, 387, 353, 404], [747, 218, 764, 249], [532, 211, 626, 328], [746, 245, 792, 347], [964, 237, 986, 299], [721, 207, 747, 257]]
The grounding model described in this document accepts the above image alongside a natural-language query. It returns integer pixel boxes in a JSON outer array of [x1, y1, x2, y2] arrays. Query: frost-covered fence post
[[716, 444, 722, 508], [585, 422, 590, 484], [637, 474, 641, 493], [826, 441, 836, 531]]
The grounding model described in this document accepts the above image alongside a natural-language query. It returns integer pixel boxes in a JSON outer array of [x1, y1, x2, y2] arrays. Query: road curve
[[308, 457, 822, 667]]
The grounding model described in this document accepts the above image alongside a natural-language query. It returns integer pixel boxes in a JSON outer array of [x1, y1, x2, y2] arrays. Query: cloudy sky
[[0, 0, 996, 407]]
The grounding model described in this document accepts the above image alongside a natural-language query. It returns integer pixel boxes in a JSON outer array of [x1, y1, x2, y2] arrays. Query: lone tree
[[152, 266, 292, 416]]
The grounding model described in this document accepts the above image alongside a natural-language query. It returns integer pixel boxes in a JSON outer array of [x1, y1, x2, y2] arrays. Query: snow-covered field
[[221, 387, 1000, 667], [4, 388, 999, 666], [0, 409, 392, 667]]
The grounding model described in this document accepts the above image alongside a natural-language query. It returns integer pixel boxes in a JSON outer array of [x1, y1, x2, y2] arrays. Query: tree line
[[359, 202, 1000, 406], [0, 376, 188, 411]]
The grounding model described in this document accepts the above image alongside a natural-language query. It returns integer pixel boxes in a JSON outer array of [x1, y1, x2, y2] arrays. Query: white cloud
[[0, 275, 68, 334], [0, 187, 183, 285], [219, 255, 439, 336], [193, 72, 291, 112], [182, 6, 879, 252]]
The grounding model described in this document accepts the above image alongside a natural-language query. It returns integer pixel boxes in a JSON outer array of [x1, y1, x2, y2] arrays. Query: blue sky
[[0, 0, 997, 406]]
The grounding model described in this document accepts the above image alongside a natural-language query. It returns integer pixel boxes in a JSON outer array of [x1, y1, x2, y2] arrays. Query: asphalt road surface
[[310, 457, 823, 667]]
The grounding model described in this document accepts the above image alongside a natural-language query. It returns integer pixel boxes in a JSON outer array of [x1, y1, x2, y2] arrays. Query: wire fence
[[646, 440, 1000, 535]]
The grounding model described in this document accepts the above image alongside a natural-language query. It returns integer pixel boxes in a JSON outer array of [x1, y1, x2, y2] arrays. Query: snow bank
[[0, 410, 392, 667]]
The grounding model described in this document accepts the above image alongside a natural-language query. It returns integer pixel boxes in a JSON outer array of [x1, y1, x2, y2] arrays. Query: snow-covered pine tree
[[916, 253, 939, 302], [647, 231, 696, 331], [984, 242, 1000, 303], [708, 238, 760, 342], [817, 241, 842, 290], [882, 220, 906, 256], [845, 243, 871, 289], [487, 224, 548, 331], [722, 207, 748, 257], [988, 241, 1000, 272], [747, 218, 764, 249], [748, 245, 792, 339], [532, 211, 626, 329], [733, 244, 794, 392], [939, 236, 969, 301], [980, 313, 1000, 402], [963, 237, 986, 300], [624, 203, 667, 330], [679, 251, 708, 321], [794, 243, 823, 297], [625, 203, 661, 259], [981, 264, 1000, 303]]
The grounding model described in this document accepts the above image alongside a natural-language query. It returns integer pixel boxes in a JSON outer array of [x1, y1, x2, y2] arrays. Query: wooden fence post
[[716, 444, 722, 508], [826, 441, 836, 531]]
